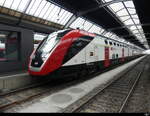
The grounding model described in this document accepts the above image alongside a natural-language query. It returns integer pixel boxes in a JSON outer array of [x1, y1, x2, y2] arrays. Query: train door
[[94, 45, 99, 61], [104, 47, 110, 67], [122, 48, 125, 61], [86, 44, 96, 64]]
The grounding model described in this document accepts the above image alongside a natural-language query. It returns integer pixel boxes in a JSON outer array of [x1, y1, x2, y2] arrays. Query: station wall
[[0, 23, 34, 73]]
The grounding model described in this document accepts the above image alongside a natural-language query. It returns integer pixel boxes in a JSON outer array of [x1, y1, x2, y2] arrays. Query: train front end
[[28, 30, 71, 76]]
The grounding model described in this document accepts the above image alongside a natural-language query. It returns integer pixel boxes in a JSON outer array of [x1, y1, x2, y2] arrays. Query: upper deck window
[[105, 40, 108, 45], [109, 41, 112, 45]]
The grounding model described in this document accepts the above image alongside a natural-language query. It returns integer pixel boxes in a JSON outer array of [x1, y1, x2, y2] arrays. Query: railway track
[[0, 56, 145, 112], [0, 76, 89, 112], [62, 56, 148, 113]]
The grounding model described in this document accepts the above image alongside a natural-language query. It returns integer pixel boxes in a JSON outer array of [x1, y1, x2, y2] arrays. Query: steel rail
[[118, 61, 146, 113]]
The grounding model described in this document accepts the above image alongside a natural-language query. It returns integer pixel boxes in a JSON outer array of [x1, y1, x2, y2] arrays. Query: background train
[[0, 43, 6, 61], [28, 29, 143, 77]]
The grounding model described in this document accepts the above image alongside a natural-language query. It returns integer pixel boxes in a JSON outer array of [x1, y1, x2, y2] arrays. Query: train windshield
[[39, 33, 59, 53], [37, 29, 71, 54]]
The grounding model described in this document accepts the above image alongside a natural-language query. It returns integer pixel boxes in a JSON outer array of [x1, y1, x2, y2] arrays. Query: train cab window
[[105, 40, 108, 45]]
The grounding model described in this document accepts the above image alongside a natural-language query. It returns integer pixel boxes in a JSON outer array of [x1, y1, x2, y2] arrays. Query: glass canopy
[[0, 0, 73, 25], [0, 0, 146, 49], [70, 17, 130, 45], [102, 0, 149, 49]]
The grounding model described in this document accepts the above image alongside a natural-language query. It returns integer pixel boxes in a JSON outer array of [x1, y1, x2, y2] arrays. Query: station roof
[[49, 0, 149, 49], [0, 0, 149, 50]]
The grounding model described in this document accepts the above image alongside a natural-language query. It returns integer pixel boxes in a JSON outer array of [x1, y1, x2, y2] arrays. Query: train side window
[[114, 43, 116, 46], [105, 40, 108, 45], [117, 44, 119, 46], [116, 54, 118, 58], [90, 52, 94, 56], [109, 41, 112, 46]]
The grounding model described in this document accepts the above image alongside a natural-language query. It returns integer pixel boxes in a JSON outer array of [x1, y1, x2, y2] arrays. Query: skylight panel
[[70, 18, 103, 33], [3, 0, 13, 8], [43, 4, 54, 19], [17, 0, 31, 12], [26, 0, 36, 14], [133, 19, 140, 24], [88, 25, 101, 34], [45, 6, 73, 25], [26, 0, 42, 15], [10, 0, 21, 10], [0, 0, 5, 6], [103, 0, 148, 49], [128, 8, 136, 14], [82, 21, 93, 31], [38, 2, 51, 18], [124, 1, 134, 8], [47, 6, 60, 22], [124, 19, 134, 25], [99, 28, 105, 34], [104, 32, 111, 37], [70, 17, 85, 29], [34, 0, 47, 17], [57, 9, 67, 24], [104, 0, 113, 2], [59, 12, 73, 25], [131, 14, 138, 19], [117, 9, 128, 16], [132, 30, 138, 34], [109, 2, 124, 12], [120, 16, 130, 22], [130, 26, 137, 30]]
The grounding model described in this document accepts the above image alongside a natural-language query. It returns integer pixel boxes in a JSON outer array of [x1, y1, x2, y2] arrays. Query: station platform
[[4, 55, 147, 113], [0, 70, 48, 93]]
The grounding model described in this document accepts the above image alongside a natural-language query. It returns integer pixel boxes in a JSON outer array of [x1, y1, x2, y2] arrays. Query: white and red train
[[28, 29, 143, 76]]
